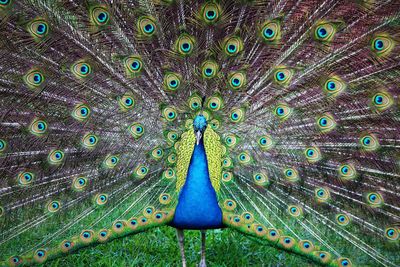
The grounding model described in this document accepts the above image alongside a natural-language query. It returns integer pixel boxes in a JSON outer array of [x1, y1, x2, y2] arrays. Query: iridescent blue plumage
[[171, 116, 222, 230]]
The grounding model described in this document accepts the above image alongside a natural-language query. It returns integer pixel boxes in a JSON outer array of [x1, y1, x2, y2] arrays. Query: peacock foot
[[198, 259, 207, 267]]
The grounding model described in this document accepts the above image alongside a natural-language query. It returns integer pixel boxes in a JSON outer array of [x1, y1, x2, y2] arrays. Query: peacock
[[0, 0, 400, 266]]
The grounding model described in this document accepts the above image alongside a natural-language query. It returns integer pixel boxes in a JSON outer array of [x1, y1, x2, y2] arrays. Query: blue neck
[[171, 139, 223, 229]]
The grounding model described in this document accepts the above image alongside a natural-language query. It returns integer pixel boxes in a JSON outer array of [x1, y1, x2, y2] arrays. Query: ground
[[46, 226, 317, 266]]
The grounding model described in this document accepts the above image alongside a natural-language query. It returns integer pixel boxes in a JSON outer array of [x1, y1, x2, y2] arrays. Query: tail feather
[[1, 0, 400, 266]]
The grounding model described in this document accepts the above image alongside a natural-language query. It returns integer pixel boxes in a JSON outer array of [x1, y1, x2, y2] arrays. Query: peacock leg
[[176, 229, 187, 267], [199, 230, 207, 267]]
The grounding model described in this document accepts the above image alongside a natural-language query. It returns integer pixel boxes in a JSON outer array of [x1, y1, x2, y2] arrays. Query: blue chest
[[171, 140, 223, 230]]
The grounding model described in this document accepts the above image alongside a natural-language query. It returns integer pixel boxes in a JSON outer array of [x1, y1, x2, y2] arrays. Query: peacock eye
[[151, 146, 163, 160], [18, 171, 35, 186], [313, 22, 336, 42], [128, 122, 145, 139], [385, 227, 399, 241], [327, 81, 335, 90], [332, 257, 352, 267], [206, 95, 223, 111], [225, 134, 238, 148], [162, 106, 177, 122], [91, 7, 110, 26], [163, 168, 175, 179], [206, 10, 215, 19], [371, 35, 395, 57], [201, 60, 219, 79], [336, 213, 350, 226], [316, 113, 336, 133], [274, 103, 292, 120], [201, 2, 221, 24], [80, 65, 89, 74], [24, 69, 45, 89], [95, 194, 108, 205], [0, 0, 11, 6], [163, 72, 182, 92], [138, 16, 157, 37], [228, 71, 246, 90], [374, 39, 384, 50], [283, 167, 299, 182], [264, 28, 274, 38], [317, 26, 327, 38], [72, 61, 92, 79], [223, 36, 244, 56], [273, 67, 293, 86], [374, 95, 383, 104], [276, 71, 285, 81], [175, 33, 196, 56], [371, 91, 393, 111], [37, 250, 45, 257], [131, 61, 139, 70], [288, 205, 302, 217], [48, 149, 64, 165], [29, 19, 49, 39], [82, 133, 99, 148], [359, 133, 379, 151], [182, 43, 190, 51], [338, 163, 357, 181], [305, 146, 321, 163], [10, 256, 21, 264], [323, 76, 346, 98], [73, 176, 88, 191], [315, 187, 331, 202], [260, 20, 281, 42], [29, 118, 48, 136], [252, 171, 269, 186], [224, 199, 237, 210], [47, 201, 61, 212], [124, 56, 143, 77], [0, 139, 6, 153], [238, 151, 252, 165], [229, 107, 245, 123], [104, 155, 119, 168], [72, 103, 91, 121], [144, 24, 153, 33], [134, 164, 149, 179], [366, 192, 384, 207]]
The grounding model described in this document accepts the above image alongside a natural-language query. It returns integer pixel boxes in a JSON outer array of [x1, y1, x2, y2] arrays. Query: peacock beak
[[196, 130, 202, 145]]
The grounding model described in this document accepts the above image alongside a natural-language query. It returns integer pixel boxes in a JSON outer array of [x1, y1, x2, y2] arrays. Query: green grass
[[46, 226, 318, 267]]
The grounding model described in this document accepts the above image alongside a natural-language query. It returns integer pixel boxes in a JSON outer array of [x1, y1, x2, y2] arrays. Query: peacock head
[[193, 115, 207, 145]]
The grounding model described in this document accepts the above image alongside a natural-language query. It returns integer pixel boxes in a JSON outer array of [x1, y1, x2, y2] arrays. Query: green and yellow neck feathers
[[175, 117, 223, 193]]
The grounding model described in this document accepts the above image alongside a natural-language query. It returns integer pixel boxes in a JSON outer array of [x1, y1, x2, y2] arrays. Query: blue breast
[[170, 139, 223, 230]]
